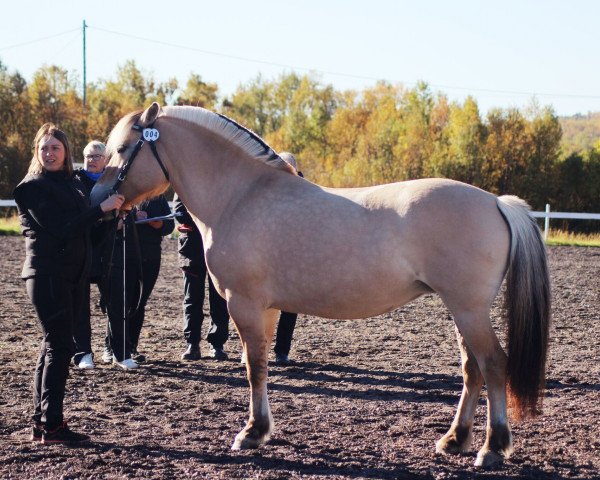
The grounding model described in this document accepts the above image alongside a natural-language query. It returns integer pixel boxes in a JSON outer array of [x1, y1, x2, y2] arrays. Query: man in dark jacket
[[101, 195, 174, 368], [174, 195, 229, 360]]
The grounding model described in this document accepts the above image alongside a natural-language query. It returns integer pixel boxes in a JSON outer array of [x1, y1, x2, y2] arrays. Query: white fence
[[2, 200, 599, 240]]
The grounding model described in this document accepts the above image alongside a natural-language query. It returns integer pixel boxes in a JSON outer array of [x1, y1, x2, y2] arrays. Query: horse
[[91, 102, 550, 468]]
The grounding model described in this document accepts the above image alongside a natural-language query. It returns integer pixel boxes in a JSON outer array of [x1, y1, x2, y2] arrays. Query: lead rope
[[122, 212, 127, 362]]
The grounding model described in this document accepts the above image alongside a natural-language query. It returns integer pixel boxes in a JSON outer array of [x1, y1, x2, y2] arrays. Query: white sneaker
[[77, 353, 95, 369], [113, 358, 139, 370]]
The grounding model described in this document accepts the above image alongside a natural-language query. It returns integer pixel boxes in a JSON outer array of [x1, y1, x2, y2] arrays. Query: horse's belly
[[276, 273, 427, 320]]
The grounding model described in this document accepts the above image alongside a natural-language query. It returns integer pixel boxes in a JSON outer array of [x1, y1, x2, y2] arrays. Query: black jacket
[[73, 168, 112, 280], [13, 171, 104, 282], [106, 195, 174, 269], [173, 195, 204, 270]]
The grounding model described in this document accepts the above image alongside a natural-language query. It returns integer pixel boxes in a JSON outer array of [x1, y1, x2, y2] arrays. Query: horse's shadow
[[72, 440, 578, 480], [75, 440, 427, 479], [142, 359, 463, 405]]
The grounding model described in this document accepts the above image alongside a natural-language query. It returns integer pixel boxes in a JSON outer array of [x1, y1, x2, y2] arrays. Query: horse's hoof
[[436, 437, 464, 455], [474, 448, 504, 468], [231, 429, 264, 450], [436, 428, 472, 455]]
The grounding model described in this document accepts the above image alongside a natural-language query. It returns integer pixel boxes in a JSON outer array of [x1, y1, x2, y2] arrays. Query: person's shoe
[[31, 423, 44, 442], [240, 350, 247, 365], [181, 344, 201, 361], [101, 348, 113, 364], [275, 353, 292, 365], [131, 351, 146, 363], [42, 422, 90, 444], [113, 358, 139, 370], [208, 345, 228, 360], [77, 353, 95, 369]]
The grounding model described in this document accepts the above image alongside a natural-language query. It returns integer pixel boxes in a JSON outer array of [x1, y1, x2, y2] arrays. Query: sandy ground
[[0, 236, 598, 479]]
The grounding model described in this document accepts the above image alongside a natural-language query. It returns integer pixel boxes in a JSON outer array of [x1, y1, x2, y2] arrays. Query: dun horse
[[92, 103, 550, 468]]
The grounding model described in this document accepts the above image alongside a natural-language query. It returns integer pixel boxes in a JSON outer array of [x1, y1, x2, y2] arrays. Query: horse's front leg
[[229, 298, 278, 450]]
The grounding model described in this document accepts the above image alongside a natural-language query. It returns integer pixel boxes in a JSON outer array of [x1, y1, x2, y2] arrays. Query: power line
[[0, 28, 80, 52], [3, 25, 600, 102], [88, 25, 600, 101]]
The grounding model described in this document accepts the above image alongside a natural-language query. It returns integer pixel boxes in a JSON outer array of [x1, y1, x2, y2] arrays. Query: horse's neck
[[167, 124, 263, 229]]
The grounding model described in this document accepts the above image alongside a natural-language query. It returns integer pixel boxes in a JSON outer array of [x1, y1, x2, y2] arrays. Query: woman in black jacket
[[13, 123, 123, 444]]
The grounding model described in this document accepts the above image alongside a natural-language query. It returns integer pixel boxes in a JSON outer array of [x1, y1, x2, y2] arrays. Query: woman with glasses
[[71, 141, 109, 369]]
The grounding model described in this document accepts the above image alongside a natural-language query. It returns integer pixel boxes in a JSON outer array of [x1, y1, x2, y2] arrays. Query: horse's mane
[[162, 106, 295, 174]]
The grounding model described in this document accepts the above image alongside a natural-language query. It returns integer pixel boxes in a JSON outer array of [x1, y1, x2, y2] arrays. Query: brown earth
[[0, 235, 598, 479]]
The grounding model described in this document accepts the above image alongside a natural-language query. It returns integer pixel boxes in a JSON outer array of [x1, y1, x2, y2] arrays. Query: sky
[[1, 0, 599, 117]]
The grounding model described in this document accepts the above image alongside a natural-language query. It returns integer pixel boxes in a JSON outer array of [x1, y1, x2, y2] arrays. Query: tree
[[175, 74, 218, 109], [431, 96, 485, 185]]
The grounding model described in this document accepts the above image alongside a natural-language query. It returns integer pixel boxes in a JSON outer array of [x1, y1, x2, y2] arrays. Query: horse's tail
[[496, 195, 551, 420]]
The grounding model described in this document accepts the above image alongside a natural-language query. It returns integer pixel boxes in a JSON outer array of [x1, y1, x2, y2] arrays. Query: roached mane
[[162, 106, 295, 174]]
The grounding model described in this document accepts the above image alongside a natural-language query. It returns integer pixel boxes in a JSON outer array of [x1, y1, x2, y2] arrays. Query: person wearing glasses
[[71, 141, 109, 369]]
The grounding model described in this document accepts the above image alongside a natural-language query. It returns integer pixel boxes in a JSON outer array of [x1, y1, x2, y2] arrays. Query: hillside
[[559, 112, 600, 155]]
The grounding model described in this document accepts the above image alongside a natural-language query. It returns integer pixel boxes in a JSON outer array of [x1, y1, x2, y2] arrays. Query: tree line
[[1, 59, 598, 229]]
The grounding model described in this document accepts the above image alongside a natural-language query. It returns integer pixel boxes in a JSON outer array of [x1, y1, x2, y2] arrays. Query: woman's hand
[[100, 194, 125, 213]]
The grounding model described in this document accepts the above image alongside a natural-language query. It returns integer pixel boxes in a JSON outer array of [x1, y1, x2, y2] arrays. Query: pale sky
[[1, 0, 599, 117]]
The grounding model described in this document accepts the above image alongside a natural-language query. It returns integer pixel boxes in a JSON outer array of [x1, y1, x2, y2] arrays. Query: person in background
[[129, 195, 174, 361], [272, 152, 302, 364], [238, 152, 302, 366], [174, 194, 229, 361], [14, 123, 123, 444], [101, 196, 174, 369], [71, 141, 108, 369]]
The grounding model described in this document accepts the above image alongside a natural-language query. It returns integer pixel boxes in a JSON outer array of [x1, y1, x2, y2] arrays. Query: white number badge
[[142, 128, 160, 141]]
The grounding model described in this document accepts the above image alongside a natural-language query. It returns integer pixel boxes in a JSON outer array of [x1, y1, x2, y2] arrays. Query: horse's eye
[[117, 145, 127, 154]]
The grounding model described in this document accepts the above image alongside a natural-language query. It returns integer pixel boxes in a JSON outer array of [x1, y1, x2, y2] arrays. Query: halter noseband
[[111, 121, 170, 193]]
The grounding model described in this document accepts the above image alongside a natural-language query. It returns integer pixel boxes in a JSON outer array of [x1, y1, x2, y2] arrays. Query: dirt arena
[[0, 235, 598, 479]]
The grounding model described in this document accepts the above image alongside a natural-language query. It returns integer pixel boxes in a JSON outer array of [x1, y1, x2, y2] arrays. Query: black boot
[[42, 422, 90, 444], [181, 344, 201, 360], [208, 345, 228, 360], [31, 423, 43, 442]]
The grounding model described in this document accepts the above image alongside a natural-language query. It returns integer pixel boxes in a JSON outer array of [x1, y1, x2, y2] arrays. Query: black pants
[[26, 275, 82, 429], [73, 280, 98, 363], [130, 258, 161, 352], [274, 311, 298, 356], [104, 260, 141, 362], [183, 268, 229, 348]]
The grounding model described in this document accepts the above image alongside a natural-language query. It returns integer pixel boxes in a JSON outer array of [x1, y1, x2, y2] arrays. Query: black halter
[[110, 121, 170, 193]]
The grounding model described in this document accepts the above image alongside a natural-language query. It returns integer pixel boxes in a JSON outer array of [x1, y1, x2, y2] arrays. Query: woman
[[13, 123, 124, 444], [72, 140, 109, 369]]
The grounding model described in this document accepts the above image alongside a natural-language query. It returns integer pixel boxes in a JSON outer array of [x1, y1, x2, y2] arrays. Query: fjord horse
[[91, 103, 550, 467]]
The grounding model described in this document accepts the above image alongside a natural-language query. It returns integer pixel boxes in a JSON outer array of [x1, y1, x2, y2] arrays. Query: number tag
[[142, 128, 160, 141]]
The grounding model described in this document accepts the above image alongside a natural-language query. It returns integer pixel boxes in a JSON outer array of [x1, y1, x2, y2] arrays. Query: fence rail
[[1, 200, 598, 240]]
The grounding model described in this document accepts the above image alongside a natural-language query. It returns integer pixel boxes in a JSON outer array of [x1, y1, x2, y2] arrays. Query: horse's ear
[[140, 102, 161, 126]]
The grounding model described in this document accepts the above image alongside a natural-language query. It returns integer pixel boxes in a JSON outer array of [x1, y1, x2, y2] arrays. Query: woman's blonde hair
[[27, 123, 73, 176]]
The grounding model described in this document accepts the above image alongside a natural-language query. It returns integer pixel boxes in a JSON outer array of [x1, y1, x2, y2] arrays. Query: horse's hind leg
[[436, 325, 484, 455], [229, 298, 279, 450], [449, 310, 514, 467]]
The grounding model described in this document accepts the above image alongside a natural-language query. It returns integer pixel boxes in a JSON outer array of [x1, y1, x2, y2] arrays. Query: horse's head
[[91, 102, 170, 209]]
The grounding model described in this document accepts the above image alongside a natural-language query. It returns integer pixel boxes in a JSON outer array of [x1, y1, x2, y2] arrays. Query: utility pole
[[82, 19, 87, 107]]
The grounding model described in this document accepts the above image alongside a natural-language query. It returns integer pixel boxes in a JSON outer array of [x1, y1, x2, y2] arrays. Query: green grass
[[0, 216, 20, 236], [546, 230, 600, 247]]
